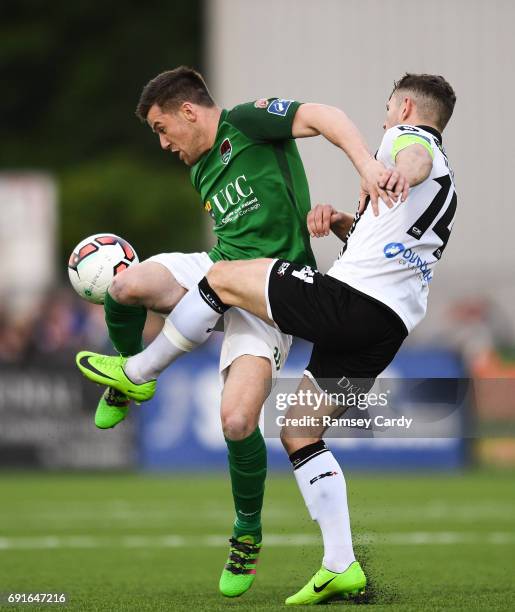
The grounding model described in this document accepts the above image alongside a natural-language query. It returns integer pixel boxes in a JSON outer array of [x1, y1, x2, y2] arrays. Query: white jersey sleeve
[[326, 125, 457, 332]]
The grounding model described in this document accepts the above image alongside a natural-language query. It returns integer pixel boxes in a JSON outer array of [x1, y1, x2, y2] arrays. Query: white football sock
[[169, 279, 224, 345], [293, 447, 356, 573], [124, 283, 223, 383], [124, 320, 189, 383]]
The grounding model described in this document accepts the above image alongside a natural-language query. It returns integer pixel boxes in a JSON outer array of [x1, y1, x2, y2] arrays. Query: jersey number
[[407, 175, 457, 260]]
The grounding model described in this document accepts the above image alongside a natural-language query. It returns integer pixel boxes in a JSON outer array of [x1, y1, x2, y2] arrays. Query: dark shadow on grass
[[341, 545, 398, 606]]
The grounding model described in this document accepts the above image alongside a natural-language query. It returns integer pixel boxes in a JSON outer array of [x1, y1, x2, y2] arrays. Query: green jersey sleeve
[[226, 98, 302, 142]]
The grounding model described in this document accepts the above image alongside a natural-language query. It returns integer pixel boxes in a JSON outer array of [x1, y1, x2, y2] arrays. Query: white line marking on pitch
[[0, 532, 514, 550]]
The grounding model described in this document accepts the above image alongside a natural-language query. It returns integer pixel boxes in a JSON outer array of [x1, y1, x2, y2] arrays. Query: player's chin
[[186, 149, 206, 166]]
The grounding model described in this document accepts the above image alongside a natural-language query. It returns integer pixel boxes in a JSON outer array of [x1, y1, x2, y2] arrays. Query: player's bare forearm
[[292, 104, 409, 209], [292, 103, 372, 174], [330, 211, 354, 241], [395, 144, 433, 187]]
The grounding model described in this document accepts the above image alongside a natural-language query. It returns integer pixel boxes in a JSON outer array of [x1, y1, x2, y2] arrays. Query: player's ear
[[400, 96, 413, 122], [180, 102, 197, 123]]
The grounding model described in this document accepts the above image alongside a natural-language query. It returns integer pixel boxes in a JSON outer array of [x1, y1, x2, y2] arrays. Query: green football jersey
[[190, 98, 316, 267]]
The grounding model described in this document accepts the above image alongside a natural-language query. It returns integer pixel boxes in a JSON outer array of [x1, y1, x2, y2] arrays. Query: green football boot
[[219, 535, 261, 597], [285, 561, 366, 605], [76, 351, 156, 403], [95, 387, 130, 429]]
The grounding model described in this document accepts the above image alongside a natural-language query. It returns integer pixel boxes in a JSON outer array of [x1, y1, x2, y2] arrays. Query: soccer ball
[[68, 233, 138, 304]]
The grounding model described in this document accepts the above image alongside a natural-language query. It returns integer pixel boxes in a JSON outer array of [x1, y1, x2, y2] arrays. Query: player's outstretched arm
[[292, 103, 409, 211]]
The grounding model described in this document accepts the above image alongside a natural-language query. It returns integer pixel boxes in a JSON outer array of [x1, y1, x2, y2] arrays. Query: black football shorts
[[266, 259, 408, 394]]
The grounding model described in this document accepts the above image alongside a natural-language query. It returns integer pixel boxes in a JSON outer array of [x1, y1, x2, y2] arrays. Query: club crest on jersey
[[220, 138, 232, 164], [254, 98, 269, 109], [267, 99, 292, 116]]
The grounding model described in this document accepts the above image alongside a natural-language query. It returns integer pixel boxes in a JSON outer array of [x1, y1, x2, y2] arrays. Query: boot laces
[[225, 537, 259, 575]]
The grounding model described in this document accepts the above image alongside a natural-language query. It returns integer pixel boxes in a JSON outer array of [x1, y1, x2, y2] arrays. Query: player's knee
[[280, 429, 321, 455], [207, 261, 233, 303], [280, 428, 295, 454], [221, 410, 256, 441], [108, 267, 143, 305]]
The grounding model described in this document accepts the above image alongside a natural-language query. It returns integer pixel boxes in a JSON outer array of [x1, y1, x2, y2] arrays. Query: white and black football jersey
[[327, 124, 457, 332]]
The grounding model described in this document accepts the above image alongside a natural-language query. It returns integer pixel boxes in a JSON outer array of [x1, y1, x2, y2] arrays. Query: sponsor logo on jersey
[[204, 200, 215, 219], [383, 242, 433, 283], [220, 138, 232, 164], [337, 376, 372, 396], [254, 98, 269, 109], [210, 175, 255, 215], [267, 98, 292, 117], [276, 262, 290, 276], [383, 242, 405, 258]]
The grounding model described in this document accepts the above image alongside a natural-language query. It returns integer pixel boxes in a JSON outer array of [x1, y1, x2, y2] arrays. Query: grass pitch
[[0, 471, 514, 611]]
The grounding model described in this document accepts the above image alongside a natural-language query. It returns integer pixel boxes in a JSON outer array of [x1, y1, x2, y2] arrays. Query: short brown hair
[[391, 73, 456, 131], [136, 66, 215, 121]]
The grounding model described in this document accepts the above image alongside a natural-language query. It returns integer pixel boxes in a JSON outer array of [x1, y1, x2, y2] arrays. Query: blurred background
[[1, 1, 514, 609]]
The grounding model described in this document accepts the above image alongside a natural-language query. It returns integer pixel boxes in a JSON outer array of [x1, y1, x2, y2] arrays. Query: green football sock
[[226, 427, 267, 542], [104, 291, 147, 357]]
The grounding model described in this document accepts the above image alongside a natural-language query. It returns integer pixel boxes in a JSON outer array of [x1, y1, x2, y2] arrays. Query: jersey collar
[[218, 108, 228, 128], [190, 109, 229, 179], [416, 124, 442, 144]]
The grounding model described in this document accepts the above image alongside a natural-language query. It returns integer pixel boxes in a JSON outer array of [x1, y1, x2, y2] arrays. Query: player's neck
[[203, 106, 223, 150], [405, 114, 440, 133]]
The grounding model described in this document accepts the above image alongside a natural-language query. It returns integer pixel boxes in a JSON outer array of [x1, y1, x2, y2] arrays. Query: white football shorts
[[146, 251, 292, 384]]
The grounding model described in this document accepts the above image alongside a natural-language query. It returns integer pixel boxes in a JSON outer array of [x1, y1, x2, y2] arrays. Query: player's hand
[[360, 159, 392, 214], [380, 167, 410, 204], [307, 204, 346, 237], [360, 159, 409, 216], [359, 178, 389, 216]]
